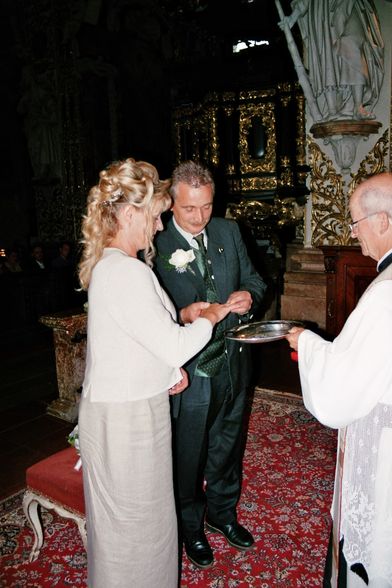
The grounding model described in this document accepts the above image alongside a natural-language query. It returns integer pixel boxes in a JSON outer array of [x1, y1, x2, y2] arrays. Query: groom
[[155, 160, 266, 568]]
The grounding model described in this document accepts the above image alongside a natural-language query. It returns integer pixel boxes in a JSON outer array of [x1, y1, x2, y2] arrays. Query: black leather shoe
[[205, 519, 255, 550], [184, 532, 214, 569]]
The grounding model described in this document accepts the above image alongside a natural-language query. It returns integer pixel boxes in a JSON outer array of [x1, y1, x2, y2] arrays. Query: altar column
[[40, 310, 87, 423]]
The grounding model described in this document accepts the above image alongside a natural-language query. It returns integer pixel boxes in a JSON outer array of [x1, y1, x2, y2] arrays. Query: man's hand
[[180, 301, 210, 324], [226, 290, 252, 315], [169, 368, 189, 395]]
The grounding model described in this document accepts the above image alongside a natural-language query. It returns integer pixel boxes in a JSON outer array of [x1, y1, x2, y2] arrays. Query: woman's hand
[[180, 302, 210, 324], [199, 302, 231, 326], [285, 327, 305, 351], [169, 368, 189, 395]]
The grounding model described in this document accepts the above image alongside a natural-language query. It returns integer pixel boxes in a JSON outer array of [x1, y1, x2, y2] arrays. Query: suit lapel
[[166, 220, 206, 298], [162, 219, 228, 303]]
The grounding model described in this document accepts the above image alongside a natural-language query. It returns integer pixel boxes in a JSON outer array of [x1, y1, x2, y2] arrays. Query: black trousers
[[323, 529, 369, 587], [172, 365, 247, 540]]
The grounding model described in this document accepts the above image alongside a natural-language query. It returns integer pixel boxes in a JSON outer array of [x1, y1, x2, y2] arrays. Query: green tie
[[193, 234, 218, 303], [192, 234, 226, 377]]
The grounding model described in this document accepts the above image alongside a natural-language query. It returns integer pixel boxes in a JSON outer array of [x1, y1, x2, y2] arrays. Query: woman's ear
[[122, 204, 133, 223], [116, 204, 133, 230]]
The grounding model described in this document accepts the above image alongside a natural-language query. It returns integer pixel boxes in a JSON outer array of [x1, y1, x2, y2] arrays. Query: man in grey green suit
[[155, 161, 266, 568]]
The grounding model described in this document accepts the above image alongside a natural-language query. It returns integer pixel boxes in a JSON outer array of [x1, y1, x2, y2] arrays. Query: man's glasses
[[349, 213, 378, 233]]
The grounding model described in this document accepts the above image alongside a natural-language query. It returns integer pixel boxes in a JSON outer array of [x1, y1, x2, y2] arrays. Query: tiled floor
[[0, 323, 301, 501]]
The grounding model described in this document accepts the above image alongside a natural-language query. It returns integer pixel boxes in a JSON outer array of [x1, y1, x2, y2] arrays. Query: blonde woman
[[78, 158, 230, 588]]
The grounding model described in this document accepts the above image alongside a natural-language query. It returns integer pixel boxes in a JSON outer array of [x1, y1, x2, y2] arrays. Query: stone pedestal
[[280, 244, 326, 329], [40, 309, 87, 423]]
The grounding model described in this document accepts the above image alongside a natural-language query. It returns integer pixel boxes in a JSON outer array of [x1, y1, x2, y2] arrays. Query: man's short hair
[[170, 161, 215, 199]]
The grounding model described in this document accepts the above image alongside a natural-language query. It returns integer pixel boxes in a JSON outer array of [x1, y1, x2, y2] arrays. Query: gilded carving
[[279, 168, 294, 188], [222, 94, 235, 117], [239, 89, 275, 101], [276, 82, 294, 94], [279, 155, 293, 187], [236, 176, 277, 192], [40, 310, 87, 423], [239, 102, 276, 174], [347, 130, 389, 194], [296, 92, 306, 167], [222, 92, 236, 103], [308, 139, 348, 246], [172, 85, 306, 207], [227, 197, 303, 242], [223, 104, 234, 117], [309, 130, 389, 246], [280, 95, 291, 108], [206, 104, 219, 167]]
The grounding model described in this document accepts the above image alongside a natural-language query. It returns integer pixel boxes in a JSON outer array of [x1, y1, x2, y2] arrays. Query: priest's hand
[[285, 327, 305, 351]]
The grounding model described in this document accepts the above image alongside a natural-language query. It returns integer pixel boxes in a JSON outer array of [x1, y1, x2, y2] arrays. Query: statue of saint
[[281, 0, 384, 121], [17, 66, 62, 179]]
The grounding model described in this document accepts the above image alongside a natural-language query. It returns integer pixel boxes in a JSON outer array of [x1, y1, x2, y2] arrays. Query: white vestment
[[298, 264, 392, 586]]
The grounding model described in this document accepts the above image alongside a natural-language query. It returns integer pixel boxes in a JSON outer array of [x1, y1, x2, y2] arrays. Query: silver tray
[[225, 320, 303, 344]]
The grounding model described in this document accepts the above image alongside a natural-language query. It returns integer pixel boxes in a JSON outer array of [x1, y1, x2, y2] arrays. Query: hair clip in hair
[[100, 190, 123, 207]]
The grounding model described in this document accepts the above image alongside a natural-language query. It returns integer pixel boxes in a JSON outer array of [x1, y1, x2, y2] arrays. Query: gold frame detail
[[309, 130, 389, 246], [239, 102, 276, 174]]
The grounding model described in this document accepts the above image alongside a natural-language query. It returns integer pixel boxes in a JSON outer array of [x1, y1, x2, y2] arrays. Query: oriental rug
[[0, 388, 337, 587]]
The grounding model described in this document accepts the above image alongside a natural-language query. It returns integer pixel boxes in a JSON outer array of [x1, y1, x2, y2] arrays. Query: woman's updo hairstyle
[[78, 158, 170, 289]]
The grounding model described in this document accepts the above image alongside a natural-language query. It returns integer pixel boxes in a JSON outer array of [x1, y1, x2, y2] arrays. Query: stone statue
[[280, 0, 384, 122], [17, 65, 62, 179]]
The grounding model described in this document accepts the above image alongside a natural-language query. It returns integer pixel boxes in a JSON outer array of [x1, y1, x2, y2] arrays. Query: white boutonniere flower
[[169, 249, 196, 274]]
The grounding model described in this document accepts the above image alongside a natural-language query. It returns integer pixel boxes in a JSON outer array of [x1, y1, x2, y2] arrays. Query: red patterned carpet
[[0, 388, 336, 587]]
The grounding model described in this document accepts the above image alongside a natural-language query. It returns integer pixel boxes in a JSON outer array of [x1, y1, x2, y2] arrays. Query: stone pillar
[[280, 244, 326, 329], [40, 310, 87, 423]]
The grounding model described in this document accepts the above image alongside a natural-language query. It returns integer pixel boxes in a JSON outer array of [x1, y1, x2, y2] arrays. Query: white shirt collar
[[172, 216, 207, 249]]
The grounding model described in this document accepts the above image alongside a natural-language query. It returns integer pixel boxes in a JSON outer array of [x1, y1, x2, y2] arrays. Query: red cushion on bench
[[26, 447, 85, 515]]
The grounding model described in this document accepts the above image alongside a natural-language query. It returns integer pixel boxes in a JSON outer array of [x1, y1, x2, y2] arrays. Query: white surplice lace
[[339, 403, 392, 585]]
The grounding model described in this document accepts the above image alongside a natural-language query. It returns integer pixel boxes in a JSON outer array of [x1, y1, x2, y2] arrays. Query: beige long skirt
[[78, 390, 178, 588]]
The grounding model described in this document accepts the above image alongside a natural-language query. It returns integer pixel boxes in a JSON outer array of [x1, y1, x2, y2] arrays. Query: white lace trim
[[339, 403, 392, 584]]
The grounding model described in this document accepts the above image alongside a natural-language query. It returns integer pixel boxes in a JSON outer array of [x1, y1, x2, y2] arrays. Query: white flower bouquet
[[68, 425, 82, 471]]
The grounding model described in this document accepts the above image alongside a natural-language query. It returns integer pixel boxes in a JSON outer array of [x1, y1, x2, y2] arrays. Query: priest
[[286, 172, 392, 587]]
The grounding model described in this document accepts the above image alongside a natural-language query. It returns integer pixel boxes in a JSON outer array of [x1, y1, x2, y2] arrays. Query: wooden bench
[[23, 446, 86, 562]]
